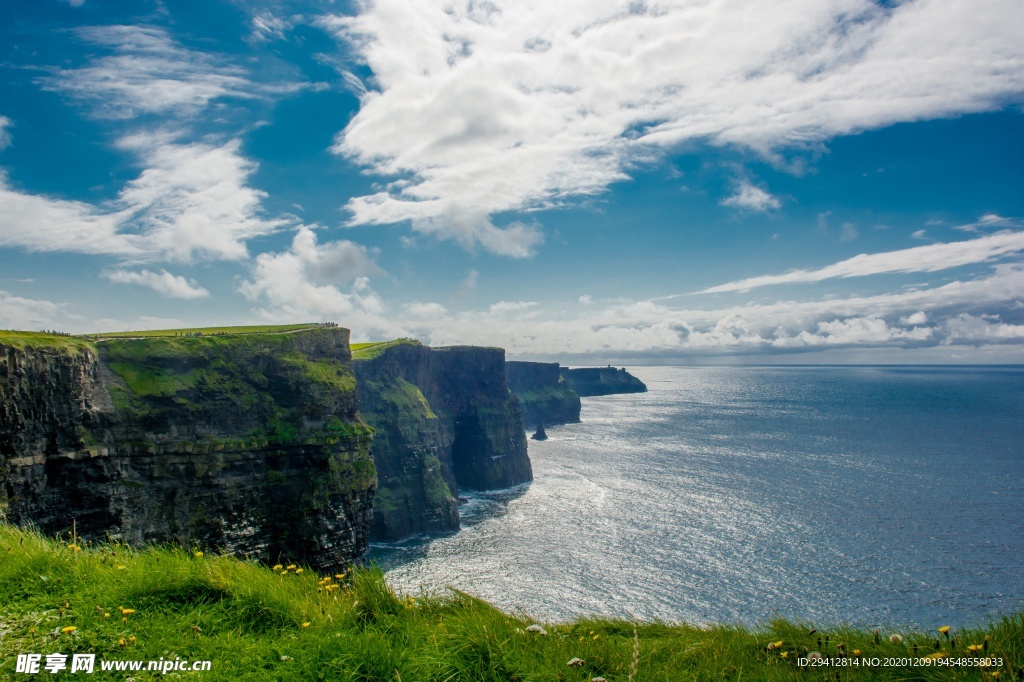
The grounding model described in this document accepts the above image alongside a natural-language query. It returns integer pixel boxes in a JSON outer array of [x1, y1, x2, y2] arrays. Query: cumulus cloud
[[943, 313, 1024, 344], [105, 269, 210, 299], [239, 226, 394, 335], [406, 301, 448, 318], [0, 136, 284, 262], [720, 180, 781, 212], [489, 300, 538, 314], [698, 227, 1024, 293], [0, 116, 11, 150], [900, 311, 928, 326], [43, 25, 253, 119], [323, 0, 1024, 254]]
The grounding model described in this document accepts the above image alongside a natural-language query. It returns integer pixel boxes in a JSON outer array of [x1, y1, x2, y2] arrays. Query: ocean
[[368, 366, 1024, 628]]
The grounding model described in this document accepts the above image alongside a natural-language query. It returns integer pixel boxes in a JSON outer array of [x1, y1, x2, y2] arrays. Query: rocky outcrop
[[353, 341, 531, 541], [560, 366, 647, 396], [0, 328, 376, 572], [505, 361, 581, 428]]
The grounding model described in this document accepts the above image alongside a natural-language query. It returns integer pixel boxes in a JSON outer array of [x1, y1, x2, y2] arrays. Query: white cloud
[[840, 222, 859, 242], [0, 136, 284, 262], [0, 116, 11, 150], [405, 301, 448, 318], [62, 0, 86, 6], [911, 229, 928, 240], [323, 0, 1024, 254], [44, 25, 253, 119], [943, 313, 1024, 344], [250, 11, 292, 43], [699, 227, 1024, 293], [720, 180, 781, 212], [489, 300, 538, 314], [239, 226, 394, 334], [105, 269, 210, 299], [0, 290, 68, 330], [578, 294, 594, 305], [900, 311, 928, 325]]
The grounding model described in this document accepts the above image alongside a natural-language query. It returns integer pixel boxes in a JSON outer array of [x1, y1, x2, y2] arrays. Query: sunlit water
[[369, 366, 1024, 627]]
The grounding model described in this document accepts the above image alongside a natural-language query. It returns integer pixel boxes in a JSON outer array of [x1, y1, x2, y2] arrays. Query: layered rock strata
[[0, 328, 376, 571], [505, 361, 581, 428], [353, 341, 531, 541]]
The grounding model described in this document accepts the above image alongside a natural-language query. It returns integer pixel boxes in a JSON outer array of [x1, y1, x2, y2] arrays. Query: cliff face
[[353, 341, 531, 541], [0, 329, 376, 571], [505, 361, 581, 428], [560, 367, 647, 396]]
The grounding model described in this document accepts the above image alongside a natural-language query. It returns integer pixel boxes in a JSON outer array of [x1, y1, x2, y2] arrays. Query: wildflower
[[890, 634, 904, 644], [526, 624, 547, 635], [295, 568, 304, 574], [853, 649, 861, 657], [104, 612, 110, 619], [991, 672, 1000, 679], [301, 622, 311, 628], [939, 626, 951, 636], [286, 565, 297, 571], [806, 652, 823, 662], [335, 573, 346, 580], [116, 565, 126, 570], [61, 626, 76, 634], [120, 608, 135, 616], [194, 551, 203, 558], [118, 638, 127, 647], [568, 658, 585, 667], [129, 636, 136, 645], [968, 644, 984, 653], [781, 651, 789, 659], [28, 627, 36, 635], [593, 635, 600, 641], [272, 564, 283, 571]]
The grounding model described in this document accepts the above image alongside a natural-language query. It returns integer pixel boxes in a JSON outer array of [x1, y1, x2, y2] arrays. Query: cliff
[[559, 366, 647, 396], [353, 340, 531, 541], [505, 361, 581, 428], [0, 327, 376, 572]]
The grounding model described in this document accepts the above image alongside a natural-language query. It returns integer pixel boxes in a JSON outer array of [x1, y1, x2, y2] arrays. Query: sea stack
[[531, 423, 548, 440]]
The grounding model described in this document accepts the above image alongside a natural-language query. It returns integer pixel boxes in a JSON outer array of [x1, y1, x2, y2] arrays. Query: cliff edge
[[559, 366, 647, 396], [0, 327, 376, 571], [353, 340, 531, 541], [505, 361, 581, 428]]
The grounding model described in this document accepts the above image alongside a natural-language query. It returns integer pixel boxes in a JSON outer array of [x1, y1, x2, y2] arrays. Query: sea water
[[369, 366, 1024, 628]]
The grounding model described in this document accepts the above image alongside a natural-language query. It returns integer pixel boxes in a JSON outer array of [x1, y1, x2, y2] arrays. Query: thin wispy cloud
[[697, 227, 1024, 294], [0, 135, 284, 262], [324, 0, 1024, 255], [0, 116, 11, 150], [44, 25, 253, 119]]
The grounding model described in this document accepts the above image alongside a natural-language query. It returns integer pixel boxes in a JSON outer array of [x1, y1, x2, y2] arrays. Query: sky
[[1, 0, 1023, 363]]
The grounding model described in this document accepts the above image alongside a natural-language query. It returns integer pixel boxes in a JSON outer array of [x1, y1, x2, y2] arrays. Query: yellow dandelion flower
[[121, 608, 135, 615], [301, 622, 311, 628], [118, 638, 127, 647], [295, 568, 303, 574], [28, 627, 37, 635], [287, 565, 297, 571], [774, 640, 784, 649], [129, 636, 136, 644], [991, 672, 1000, 679], [104, 613, 110, 619], [938, 626, 951, 635], [780, 651, 789, 659], [194, 551, 204, 558], [61, 626, 76, 634], [853, 649, 861, 656], [116, 565, 126, 570], [967, 644, 983, 653], [335, 573, 346, 580], [592, 635, 599, 640], [272, 564, 283, 571]]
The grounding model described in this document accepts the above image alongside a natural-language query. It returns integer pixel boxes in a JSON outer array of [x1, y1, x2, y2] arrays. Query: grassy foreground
[[0, 525, 1019, 681]]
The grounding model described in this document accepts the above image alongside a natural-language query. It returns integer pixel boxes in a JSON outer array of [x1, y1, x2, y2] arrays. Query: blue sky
[[1, 0, 1023, 363]]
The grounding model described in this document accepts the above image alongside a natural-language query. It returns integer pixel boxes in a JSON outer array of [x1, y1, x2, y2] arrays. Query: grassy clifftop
[[0, 525, 1019, 681]]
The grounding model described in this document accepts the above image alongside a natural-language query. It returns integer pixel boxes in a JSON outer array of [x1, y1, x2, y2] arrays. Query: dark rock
[[353, 341, 531, 541], [559, 366, 647, 396], [531, 423, 548, 441], [0, 328, 376, 572], [505, 361, 581, 428]]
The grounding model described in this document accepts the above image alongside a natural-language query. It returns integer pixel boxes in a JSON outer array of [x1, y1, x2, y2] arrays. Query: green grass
[[0, 525, 1019, 681], [0, 330, 95, 353], [81, 324, 326, 339], [351, 339, 421, 361]]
